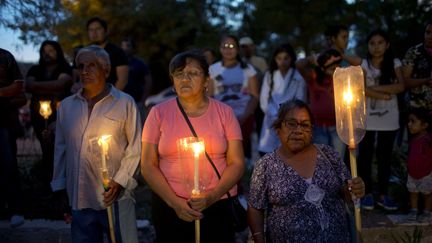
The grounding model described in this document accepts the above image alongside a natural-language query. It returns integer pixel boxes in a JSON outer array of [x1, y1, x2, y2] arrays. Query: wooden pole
[[349, 148, 362, 243]]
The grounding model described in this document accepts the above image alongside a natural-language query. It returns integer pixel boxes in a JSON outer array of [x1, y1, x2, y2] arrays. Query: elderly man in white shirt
[[51, 45, 141, 243]]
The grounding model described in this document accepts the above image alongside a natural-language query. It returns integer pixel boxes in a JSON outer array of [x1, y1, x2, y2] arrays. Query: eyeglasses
[[218, 84, 243, 94], [283, 119, 313, 131], [221, 43, 236, 49], [171, 71, 203, 80]]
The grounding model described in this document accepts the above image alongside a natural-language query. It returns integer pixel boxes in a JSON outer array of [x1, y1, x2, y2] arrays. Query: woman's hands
[[348, 177, 365, 199], [172, 197, 203, 222], [188, 191, 218, 212]]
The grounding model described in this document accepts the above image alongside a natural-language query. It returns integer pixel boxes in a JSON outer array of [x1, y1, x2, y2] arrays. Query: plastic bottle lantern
[[333, 66, 366, 149], [177, 137, 210, 197], [333, 65, 366, 243]]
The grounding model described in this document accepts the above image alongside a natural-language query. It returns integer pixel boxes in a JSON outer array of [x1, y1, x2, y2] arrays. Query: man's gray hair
[[75, 45, 111, 68]]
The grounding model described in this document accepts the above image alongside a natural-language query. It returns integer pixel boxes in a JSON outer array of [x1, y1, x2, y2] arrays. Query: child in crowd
[[406, 108, 432, 222]]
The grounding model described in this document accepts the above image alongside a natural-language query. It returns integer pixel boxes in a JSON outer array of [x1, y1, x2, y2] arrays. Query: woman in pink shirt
[[141, 50, 245, 243]]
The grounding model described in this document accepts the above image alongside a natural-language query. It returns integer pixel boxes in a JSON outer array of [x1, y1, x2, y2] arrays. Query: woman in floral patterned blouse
[[247, 99, 365, 243]]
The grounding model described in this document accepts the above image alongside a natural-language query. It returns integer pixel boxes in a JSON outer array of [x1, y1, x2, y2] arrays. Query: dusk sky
[[1, 25, 39, 63]]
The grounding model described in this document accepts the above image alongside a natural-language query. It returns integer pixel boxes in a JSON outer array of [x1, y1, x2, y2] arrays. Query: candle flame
[[98, 135, 112, 153], [39, 100, 52, 119], [343, 90, 354, 105], [192, 142, 204, 157]]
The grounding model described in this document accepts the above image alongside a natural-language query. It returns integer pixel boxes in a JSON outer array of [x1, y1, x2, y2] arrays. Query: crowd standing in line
[[2, 14, 432, 241]]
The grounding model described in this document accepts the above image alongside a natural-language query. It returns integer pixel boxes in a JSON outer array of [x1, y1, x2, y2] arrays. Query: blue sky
[[0, 25, 39, 63]]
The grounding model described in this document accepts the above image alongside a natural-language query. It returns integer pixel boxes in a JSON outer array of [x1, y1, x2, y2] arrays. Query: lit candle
[[343, 78, 356, 149], [39, 100, 52, 119], [39, 100, 53, 129], [98, 135, 112, 187], [191, 141, 204, 196]]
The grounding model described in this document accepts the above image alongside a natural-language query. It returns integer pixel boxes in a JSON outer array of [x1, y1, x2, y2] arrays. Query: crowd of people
[[0, 15, 431, 242]]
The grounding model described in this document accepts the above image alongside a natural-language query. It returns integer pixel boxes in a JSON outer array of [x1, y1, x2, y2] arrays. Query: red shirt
[[407, 133, 432, 179], [308, 74, 336, 126]]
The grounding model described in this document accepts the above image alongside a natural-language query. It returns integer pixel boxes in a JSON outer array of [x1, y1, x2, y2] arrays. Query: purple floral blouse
[[248, 144, 352, 243]]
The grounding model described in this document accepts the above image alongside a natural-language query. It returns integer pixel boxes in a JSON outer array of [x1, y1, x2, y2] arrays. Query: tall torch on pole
[[333, 66, 366, 243], [98, 135, 116, 243]]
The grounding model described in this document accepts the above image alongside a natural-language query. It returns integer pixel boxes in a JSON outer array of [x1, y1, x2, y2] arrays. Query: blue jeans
[[71, 199, 138, 243], [312, 125, 345, 157]]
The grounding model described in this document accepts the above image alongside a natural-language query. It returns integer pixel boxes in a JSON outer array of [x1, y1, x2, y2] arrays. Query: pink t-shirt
[[407, 133, 432, 179], [142, 98, 242, 199]]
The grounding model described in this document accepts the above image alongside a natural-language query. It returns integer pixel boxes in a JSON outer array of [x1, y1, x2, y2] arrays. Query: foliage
[[0, 0, 241, 92], [242, 0, 432, 58], [1, 0, 431, 90]]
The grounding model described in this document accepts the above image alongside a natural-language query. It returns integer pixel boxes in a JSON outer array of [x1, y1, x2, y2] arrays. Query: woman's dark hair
[[315, 49, 342, 85], [169, 49, 209, 80], [366, 29, 395, 85], [409, 107, 432, 133], [38, 40, 69, 68], [267, 43, 297, 103], [220, 34, 247, 69], [271, 99, 315, 130]]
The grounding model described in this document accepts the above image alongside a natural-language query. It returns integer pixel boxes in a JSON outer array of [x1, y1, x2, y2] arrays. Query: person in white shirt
[[345, 29, 405, 211], [51, 45, 141, 243], [258, 43, 306, 155]]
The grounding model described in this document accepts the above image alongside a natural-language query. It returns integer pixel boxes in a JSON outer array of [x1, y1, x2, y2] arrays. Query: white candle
[[191, 141, 204, 195], [343, 78, 355, 149], [194, 151, 199, 192], [98, 135, 112, 186]]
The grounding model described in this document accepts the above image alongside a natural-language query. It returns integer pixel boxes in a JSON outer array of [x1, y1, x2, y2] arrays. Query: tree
[[239, 0, 431, 59], [240, 0, 352, 56], [0, 0, 241, 93]]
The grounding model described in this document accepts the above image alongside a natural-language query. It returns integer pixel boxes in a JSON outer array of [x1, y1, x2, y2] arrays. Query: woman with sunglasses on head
[[258, 43, 307, 156], [141, 50, 245, 243], [208, 34, 259, 160], [248, 99, 365, 243]]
